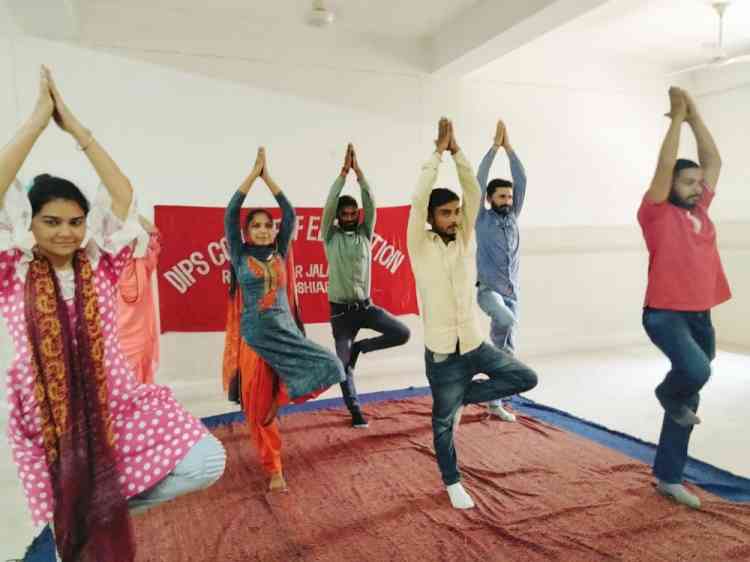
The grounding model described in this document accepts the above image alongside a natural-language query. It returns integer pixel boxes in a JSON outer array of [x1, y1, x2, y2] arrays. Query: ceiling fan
[[669, 1, 750, 75], [307, 0, 335, 27]]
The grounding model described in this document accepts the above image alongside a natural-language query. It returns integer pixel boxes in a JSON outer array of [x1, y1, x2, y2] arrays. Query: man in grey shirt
[[322, 144, 410, 428]]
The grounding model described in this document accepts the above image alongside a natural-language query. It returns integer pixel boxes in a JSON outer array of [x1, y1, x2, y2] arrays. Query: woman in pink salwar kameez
[[1, 67, 225, 562]]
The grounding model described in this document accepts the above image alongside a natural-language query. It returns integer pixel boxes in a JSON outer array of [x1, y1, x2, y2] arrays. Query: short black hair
[[673, 158, 700, 181], [487, 178, 513, 198], [428, 188, 460, 218], [337, 195, 358, 214], [28, 174, 90, 217]]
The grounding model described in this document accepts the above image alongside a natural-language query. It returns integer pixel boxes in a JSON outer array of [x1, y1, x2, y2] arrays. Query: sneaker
[[656, 481, 701, 509], [488, 403, 516, 422], [351, 409, 369, 428]]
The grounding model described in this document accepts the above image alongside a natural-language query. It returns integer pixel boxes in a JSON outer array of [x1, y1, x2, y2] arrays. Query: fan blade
[[723, 52, 750, 65], [666, 62, 713, 77]]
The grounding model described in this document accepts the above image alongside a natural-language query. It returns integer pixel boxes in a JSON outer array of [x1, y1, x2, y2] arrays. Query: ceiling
[[538, 0, 750, 71], [76, 0, 484, 41], [3, 0, 591, 75], [5, 0, 750, 77]]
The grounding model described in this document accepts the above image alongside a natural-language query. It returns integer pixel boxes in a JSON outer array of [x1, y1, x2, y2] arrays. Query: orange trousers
[[238, 340, 326, 476], [239, 344, 290, 476]]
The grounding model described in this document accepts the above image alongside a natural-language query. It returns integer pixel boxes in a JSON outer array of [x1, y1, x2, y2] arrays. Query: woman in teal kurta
[[224, 148, 344, 405]]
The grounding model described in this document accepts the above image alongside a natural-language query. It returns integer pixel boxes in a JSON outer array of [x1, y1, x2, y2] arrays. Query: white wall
[[0, 38, 17, 143], [449, 40, 749, 353], [8, 39, 426, 210], [692, 64, 750, 348], [692, 66, 750, 223]]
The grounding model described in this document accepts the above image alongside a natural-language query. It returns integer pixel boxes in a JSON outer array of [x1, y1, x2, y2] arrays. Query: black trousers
[[330, 300, 410, 413]]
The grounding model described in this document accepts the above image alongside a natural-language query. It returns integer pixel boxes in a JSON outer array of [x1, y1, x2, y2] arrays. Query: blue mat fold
[[22, 386, 750, 561]]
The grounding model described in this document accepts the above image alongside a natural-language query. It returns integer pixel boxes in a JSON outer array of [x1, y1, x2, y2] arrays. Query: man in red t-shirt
[[638, 87, 730, 510]]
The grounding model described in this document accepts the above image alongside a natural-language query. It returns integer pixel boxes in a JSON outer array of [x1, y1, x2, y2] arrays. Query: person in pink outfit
[[117, 216, 161, 384], [1, 67, 225, 562]]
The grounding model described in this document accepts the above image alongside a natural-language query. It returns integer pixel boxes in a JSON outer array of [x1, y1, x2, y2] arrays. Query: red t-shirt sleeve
[[697, 181, 715, 210], [637, 193, 668, 225]]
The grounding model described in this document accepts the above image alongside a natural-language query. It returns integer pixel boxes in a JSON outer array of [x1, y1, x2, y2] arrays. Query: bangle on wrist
[[76, 130, 94, 151]]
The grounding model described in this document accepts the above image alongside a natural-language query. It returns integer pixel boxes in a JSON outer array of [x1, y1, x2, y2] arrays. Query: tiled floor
[[1, 337, 748, 558]]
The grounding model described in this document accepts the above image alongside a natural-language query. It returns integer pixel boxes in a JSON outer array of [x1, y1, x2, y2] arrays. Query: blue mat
[[21, 386, 750, 561]]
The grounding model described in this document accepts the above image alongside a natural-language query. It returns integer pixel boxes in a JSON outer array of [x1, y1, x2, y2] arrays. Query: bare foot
[[269, 472, 287, 492]]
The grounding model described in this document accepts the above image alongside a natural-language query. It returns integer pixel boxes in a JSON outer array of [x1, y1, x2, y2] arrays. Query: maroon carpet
[[133, 397, 750, 561]]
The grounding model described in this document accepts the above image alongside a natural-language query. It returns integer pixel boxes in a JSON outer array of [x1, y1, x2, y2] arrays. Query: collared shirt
[[475, 147, 527, 299], [407, 150, 483, 355], [321, 175, 376, 304], [637, 184, 731, 311]]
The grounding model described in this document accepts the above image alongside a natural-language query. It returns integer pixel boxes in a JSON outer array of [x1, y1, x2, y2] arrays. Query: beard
[[432, 225, 457, 242], [339, 220, 358, 232], [668, 191, 698, 210], [492, 204, 512, 216]]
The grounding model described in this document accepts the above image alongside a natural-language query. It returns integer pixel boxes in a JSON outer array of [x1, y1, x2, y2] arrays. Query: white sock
[[488, 402, 516, 422], [446, 482, 475, 509]]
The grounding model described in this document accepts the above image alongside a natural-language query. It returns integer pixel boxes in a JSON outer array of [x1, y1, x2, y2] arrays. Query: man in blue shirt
[[475, 120, 527, 422]]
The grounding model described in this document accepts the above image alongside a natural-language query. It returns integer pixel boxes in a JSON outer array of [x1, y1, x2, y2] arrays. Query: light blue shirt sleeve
[[477, 146, 498, 204], [508, 150, 527, 217]]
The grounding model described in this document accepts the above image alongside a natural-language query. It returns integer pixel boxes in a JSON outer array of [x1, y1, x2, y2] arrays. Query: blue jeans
[[642, 308, 715, 484], [128, 433, 227, 513], [477, 284, 518, 353], [424, 342, 538, 485], [477, 285, 520, 409]]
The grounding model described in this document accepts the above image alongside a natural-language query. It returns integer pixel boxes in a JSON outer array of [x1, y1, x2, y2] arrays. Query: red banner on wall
[[155, 205, 418, 333]]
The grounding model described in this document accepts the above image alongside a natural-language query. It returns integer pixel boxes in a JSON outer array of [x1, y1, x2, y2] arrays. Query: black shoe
[[351, 410, 369, 428], [349, 343, 362, 371]]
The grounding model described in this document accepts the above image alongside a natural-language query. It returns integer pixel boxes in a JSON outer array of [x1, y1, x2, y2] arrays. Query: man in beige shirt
[[407, 118, 538, 509]]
